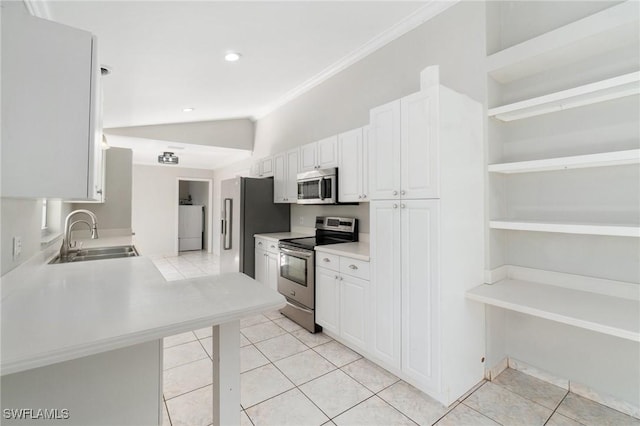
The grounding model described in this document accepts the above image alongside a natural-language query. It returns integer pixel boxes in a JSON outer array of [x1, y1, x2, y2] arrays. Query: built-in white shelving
[[488, 149, 640, 174], [489, 220, 640, 237], [488, 72, 640, 122], [487, 1, 640, 83], [466, 279, 639, 342]]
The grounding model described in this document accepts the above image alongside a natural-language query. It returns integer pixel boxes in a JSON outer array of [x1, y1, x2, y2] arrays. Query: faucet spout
[[60, 209, 99, 258]]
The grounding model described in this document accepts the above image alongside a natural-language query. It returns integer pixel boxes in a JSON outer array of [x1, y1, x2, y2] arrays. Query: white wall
[[132, 165, 214, 256], [73, 147, 133, 234]]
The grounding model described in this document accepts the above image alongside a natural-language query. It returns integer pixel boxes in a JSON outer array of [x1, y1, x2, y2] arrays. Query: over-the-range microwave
[[296, 167, 338, 204]]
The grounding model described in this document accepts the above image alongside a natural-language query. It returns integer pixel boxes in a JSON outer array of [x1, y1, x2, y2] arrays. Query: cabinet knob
[[96, 189, 103, 195], [393, 204, 398, 209], [392, 190, 398, 196], [339, 276, 343, 281], [348, 264, 358, 270], [270, 245, 275, 249], [362, 194, 366, 199], [335, 275, 339, 279], [323, 258, 330, 262], [258, 242, 262, 245], [401, 204, 406, 209], [358, 195, 362, 199], [400, 190, 406, 195]]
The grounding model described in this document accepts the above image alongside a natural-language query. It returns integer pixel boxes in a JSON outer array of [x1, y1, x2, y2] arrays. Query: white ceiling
[[40, 1, 434, 129]]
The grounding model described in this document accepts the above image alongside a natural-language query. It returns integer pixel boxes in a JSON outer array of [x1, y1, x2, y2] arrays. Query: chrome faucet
[[60, 209, 99, 259]]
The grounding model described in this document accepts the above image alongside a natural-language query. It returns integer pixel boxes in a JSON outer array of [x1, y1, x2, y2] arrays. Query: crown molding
[[23, 0, 51, 19], [252, 0, 459, 120]]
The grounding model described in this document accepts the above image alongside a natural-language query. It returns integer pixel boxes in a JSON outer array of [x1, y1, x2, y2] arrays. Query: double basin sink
[[49, 245, 139, 264]]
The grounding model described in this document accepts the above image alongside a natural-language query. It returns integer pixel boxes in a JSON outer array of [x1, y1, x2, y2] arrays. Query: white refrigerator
[[178, 205, 204, 251]]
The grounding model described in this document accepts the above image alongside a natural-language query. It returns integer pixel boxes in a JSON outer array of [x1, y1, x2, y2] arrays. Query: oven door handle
[[280, 247, 314, 258], [285, 300, 313, 314]]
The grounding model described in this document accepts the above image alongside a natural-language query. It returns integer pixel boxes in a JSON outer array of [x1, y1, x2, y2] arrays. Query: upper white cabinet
[[368, 69, 485, 405], [338, 127, 369, 202], [299, 136, 338, 172], [2, 8, 103, 200], [251, 156, 274, 178], [273, 149, 299, 203], [369, 91, 439, 200]]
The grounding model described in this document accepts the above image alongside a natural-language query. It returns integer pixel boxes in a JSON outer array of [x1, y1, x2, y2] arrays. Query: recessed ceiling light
[[225, 52, 241, 62], [183, 107, 194, 112]]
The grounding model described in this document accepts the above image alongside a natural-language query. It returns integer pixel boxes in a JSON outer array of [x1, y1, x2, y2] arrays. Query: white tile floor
[[154, 252, 640, 426]]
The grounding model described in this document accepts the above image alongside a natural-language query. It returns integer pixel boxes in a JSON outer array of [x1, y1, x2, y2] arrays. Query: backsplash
[[290, 203, 370, 234]]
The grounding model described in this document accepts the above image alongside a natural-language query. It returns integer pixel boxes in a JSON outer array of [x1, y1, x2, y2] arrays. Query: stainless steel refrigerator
[[220, 177, 290, 277]]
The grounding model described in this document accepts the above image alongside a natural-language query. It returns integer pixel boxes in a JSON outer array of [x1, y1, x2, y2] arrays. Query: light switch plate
[[13, 236, 22, 260]]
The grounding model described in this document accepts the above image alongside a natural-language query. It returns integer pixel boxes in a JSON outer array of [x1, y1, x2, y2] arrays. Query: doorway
[[175, 178, 213, 255]]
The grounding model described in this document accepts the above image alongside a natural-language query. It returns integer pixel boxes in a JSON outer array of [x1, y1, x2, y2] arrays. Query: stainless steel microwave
[[297, 168, 338, 204]]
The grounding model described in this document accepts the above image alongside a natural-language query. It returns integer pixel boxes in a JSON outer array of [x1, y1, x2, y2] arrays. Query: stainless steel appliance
[[278, 216, 358, 332], [297, 168, 338, 204], [220, 177, 290, 277]]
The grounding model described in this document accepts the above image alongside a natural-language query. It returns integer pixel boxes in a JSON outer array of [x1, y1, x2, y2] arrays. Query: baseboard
[[486, 357, 508, 380], [507, 358, 639, 419]]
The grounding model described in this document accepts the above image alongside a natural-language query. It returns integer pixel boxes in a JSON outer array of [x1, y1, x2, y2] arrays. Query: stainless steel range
[[278, 216, 358, 333]]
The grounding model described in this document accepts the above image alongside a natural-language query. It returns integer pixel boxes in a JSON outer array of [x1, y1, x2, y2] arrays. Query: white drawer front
[[316, 252, 340, 272], [340, 257, 370, 280], [266, 241, 280, 254], [255, 238, 268, 250]]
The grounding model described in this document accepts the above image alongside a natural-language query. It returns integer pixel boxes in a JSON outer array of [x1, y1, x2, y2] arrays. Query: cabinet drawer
[[266, 241, 280, 254], [316, 252, 340, 272], [255, 238, 268, 250], [340, 257, 370, 280]]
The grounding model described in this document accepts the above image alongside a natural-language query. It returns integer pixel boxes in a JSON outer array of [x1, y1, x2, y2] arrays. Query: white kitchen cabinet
[[299, 136, 338, 172], [369, 201, 402, 369], [252, 156, 274, 178], [338, 127, 369, 202], [273, 149, 299, 203], [254, 238, 279, 291], [368, 67, 484, 405], [1, 8, 103, 200], [316, 254, 370, 353], [369, 90, 439, 200], [315, 267, 340, 335]]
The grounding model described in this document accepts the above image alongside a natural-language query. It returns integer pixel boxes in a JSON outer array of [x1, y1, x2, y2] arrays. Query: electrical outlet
[[13, 236, 22, 260]]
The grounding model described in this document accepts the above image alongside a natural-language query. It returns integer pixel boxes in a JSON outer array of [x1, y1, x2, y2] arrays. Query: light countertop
[[254, 232, 312, 242], [315, 242, 370, 261], [1, 238, 285, 376]]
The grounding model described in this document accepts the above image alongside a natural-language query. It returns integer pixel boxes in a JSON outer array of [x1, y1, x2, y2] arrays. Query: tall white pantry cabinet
[[369, 67, 485, 405]]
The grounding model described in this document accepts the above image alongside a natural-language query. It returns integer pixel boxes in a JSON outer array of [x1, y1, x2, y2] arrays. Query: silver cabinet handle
[[362, 194, 366, 198], [392, 190, 398, 196], [393, 204, 398, 209], [348, 264, 358, 270], [335, 275, 339, 279], [258, 241, 263, 246], [401, 204, 406, 209], [401, 190, 406, 195], [358, 195, 362, 199], [323, 258, 331, 262], [339, 276, 343, 281]]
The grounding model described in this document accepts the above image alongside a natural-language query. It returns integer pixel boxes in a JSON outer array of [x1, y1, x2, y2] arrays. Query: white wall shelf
[[489, 220, 640, 237], [487, 1, 640, 83], [488, 149, 640, 174], [488, 72, 640, 122], [466, 279, 639, 342]]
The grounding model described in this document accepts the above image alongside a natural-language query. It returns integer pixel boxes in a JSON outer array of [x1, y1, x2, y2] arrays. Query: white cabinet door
[[317, 135, 338, 169], [338, 128, 363, 203], [266, 252, 279, 292], [273, 153, 286, 203], [401, 90, 439, 199], [255, 248, 267, 285], [315, 267, 340, 335], [369, 100, 401, 200], [340, 274, 369, 351], [2, 9, 101, 200], [369, 201, 402, 369], [362, 126, 370, 201], [260, 156, 274, 177], [285, 149, 299, 203], [299, 142, 317, 172], [401, 200, 440, 393]]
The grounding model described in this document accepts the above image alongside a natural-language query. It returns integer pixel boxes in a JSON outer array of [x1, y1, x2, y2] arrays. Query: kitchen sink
[[49, 245, 139, 264]]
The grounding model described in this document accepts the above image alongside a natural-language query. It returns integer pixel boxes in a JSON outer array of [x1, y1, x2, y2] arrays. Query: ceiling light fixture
[[158, 151, 179, 165], [182, 107, 194, 112], [224, 52, 241, 62]]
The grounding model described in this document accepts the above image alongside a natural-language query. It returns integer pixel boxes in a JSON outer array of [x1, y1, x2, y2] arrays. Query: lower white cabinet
[[315, 254, 370, 353], [254, 238, 279, 291]]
